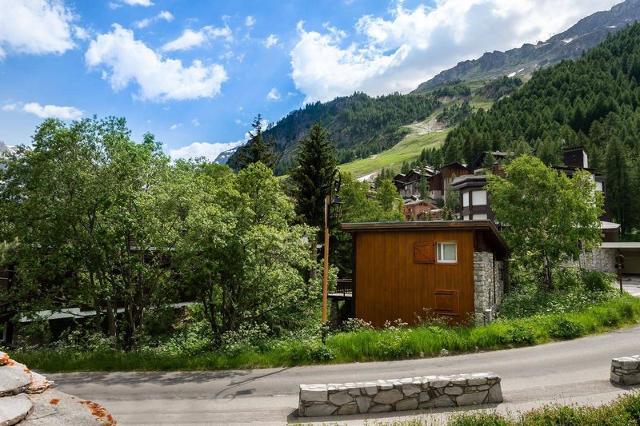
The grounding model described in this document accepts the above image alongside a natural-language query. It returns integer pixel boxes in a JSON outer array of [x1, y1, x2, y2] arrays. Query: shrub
[[498, 323, 536, 346], [341, 317, 373, 332], [548, 317, 585, 340], [308, 344, 335, 362], [450, 413, 510, 426], [581, 270, 616, 292]]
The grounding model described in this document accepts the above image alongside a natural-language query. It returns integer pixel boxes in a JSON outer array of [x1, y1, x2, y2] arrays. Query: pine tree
[[235, 114, 276, 170], [291, 123, 338, 233], [605, 137, 631, 235], [418, 174, 430, 200]]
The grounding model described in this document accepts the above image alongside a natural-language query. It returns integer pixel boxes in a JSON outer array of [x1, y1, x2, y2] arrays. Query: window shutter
[[414, 241, 435, 264]]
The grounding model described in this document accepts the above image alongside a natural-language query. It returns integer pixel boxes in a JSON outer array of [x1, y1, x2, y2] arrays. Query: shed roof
[[342, 220, 508, 256]]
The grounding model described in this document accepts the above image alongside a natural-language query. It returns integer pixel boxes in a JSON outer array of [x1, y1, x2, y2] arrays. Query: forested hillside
[[444, 22, 640, 234], [227, 92, 439, 174]]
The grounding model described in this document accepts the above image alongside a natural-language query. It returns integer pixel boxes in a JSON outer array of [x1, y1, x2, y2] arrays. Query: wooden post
[[322, 194, 330, 323]]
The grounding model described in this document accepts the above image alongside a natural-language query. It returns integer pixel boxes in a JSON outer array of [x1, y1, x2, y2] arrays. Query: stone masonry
[[298, 372, 502, 417], [0, 351, 116, 425], [579, 248, 617, 273], [473, 252, 505, 325], [611, 355, 640, 385]]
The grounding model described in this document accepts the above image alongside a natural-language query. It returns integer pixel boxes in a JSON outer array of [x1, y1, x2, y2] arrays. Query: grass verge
[[387, 392, 640, 425], [10, 294, 640, 373]]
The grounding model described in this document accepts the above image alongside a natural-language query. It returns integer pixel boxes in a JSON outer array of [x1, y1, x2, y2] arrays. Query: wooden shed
[[341, 221, 508, 326]]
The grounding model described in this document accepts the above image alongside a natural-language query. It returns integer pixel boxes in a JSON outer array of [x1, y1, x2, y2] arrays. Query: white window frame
[[437, 241, 457, 264]]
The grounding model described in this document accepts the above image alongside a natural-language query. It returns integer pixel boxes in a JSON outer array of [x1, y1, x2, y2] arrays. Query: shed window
[[437, 242, 457, 263], [462, 192, 470, 207]]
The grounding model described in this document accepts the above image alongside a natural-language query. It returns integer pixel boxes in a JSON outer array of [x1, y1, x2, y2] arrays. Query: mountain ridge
[[413, 0, 640, 92]]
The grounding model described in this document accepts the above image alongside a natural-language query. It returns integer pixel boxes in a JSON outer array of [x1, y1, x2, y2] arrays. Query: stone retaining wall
[[474, 252, 505, 325], [298, 372, 502, 417], [611, 355, 640, 385]]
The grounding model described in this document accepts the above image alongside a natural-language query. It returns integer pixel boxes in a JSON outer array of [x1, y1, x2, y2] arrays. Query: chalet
[[339, 221, 507, 326], [403, 200, 442, 221], [428, 162, 471, 201], [393, 167, 435, 199], [452, 147, 613, 236]]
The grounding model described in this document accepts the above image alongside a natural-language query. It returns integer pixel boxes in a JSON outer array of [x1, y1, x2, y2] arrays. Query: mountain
[[442, 21, 640, 181], [214, 146, 239, 165], [226, 92, 439, 174], [413, 0, 640, 92]]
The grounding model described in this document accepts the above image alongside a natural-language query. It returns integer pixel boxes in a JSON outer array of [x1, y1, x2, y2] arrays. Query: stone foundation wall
[[298, 372, 502, 417], [473, 252, 505, 325], [564, 248, 617, 273], [611, 355, 640, 385], [579, 248, 617, 273]]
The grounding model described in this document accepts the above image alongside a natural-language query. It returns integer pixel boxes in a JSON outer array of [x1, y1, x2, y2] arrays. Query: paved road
[[49, 324, 640, 425], [623, 275, 640, 297]]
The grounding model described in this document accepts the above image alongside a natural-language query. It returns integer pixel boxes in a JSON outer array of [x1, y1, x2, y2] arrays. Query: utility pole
[[322, 194, 330, 323]]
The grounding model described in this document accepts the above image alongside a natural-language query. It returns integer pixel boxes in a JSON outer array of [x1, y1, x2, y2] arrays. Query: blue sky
[[0, 0, 621, 160]]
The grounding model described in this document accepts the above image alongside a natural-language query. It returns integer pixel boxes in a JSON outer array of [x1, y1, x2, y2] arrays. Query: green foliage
[[487, 156, 603, 290], [444, 23, 640, 233], [479, 76, 523, 100], [437, 101, 472, 126], [12, 295, 640, 372], [450, 392, 640, 426], [172, 162, 319, 344], [548, 317, 585, 340], [229, 114, 276, 170], [290, 123, 338, 232], [228, 92, 439, 174], [499, 268, 617, 319], [0, 117, 177, 347]]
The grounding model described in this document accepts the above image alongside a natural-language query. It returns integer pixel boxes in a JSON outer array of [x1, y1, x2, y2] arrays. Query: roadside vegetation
[[13, 289, 640, 372], [383, 392, 640, 425]]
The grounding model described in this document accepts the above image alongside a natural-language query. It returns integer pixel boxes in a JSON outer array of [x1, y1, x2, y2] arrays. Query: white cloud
[[290, 0, 620, 102], [264, 34, 279, 48], [0, 0, 75, 59], [162, 25, 232, 51], [245, 16, 255, 27], [170, 140, 243, 162], [169, 123, 181, 130], [191, 118, 200, 127], [23, 102, 83, 120], [135, 10, 174, 29], [122, 0, 153, 6], [85, 24, 228, 101], [1, 103, 18, 112], [266, 87, 281, 101]]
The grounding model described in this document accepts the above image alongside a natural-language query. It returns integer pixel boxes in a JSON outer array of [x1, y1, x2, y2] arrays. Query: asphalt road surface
[[49, 323, 640, 425]]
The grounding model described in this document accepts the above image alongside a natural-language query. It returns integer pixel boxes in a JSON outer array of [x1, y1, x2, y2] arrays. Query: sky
[[0, 0, 622, 161]]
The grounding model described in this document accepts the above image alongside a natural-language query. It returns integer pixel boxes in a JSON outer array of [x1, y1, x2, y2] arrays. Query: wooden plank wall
[[354, 230, 474, 326]]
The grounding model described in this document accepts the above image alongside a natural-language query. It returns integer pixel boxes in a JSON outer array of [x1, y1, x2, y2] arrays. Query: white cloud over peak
[[85, 25, 228, 102], [0, 0, 75, 59], [170, 140, 243, 162], [266, 87, 281, 101], [264, 34, 279, 48], [135, 10, 174, 29], [162, 26, 232, 51], [23, 102, 83, 120], [290, 0, 620, 102]]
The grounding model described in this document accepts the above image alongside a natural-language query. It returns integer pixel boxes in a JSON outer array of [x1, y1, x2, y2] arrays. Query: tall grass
[[10, 294, 640, 372]]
